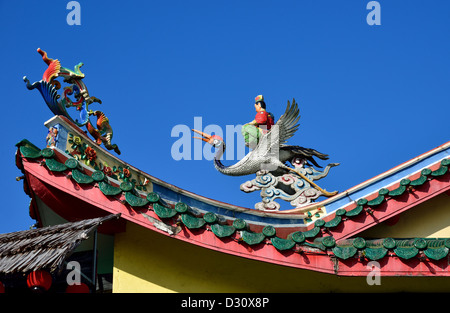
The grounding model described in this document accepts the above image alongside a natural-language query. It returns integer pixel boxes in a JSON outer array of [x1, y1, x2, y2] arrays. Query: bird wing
[[38, 48, 61, 83], [275, 98, 301, 145], [280, 145, 329, 168], [42, 59, 61, 83]]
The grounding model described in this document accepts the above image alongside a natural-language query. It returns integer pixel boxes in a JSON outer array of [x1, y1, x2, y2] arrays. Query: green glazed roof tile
[[233, 218, 246, 230], [98, 181, 122, 196], [45, 158, 68, 172], [357, 198, 368, 206], [410, 175, 427, 186], [290, 231, 305, 243], [421, 168, 432, 176], [146, 192, 161, 203], [125, 191, 149, 207], [19, 145, 42, 159], [322, 236, 336, 248], [414, 238, 427, 249], [302, 226, 321, 238], [241, 231, 266, 245], [367, 196, 384, 206], [444, 239, 450, 249], [71, 168, 94, 184], [365, 247, 388, 260], [153, 202, 177, 219], [336, 209, 347, 216], [426, 239, 445, 248], [382, 237, 396, 249], [16, 139, 41, 152], [271, 237, 295, 251], [211, 224, 235, 238], [424, 247, 449, 260], [314, 219, 325, 227], [119, 181, 133, 192], [388, 179, 410, 197], [175, 202, 189, 213], [345, 205, 363, 217], [91, 170, 105, 182], [40, 148, 55, 158], [393, 239, 418, 259], [203, 212, 217, 224], [394, 247, 418, 259], [400, 178, 411, 186], [352, 237, 366, 249], [324, 216, 341, 228], [431, 165, 448, 177], [181, 213, 206, 229], [262, 225, 276, 237], [388, 185, 406, 197], [332, 246, 357, 260]]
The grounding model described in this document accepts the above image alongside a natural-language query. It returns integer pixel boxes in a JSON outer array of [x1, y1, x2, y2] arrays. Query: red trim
[[26, 170, 126, 235], [336, 255, 450, 276]]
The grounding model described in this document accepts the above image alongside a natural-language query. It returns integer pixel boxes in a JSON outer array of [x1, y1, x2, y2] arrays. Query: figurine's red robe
[[255, 111, 274, 132]]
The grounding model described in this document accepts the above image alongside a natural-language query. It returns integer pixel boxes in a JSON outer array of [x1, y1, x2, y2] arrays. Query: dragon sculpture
[[23, 48, 120, 155], [193, 99, 339, 211], [86, 110, 120, 155]]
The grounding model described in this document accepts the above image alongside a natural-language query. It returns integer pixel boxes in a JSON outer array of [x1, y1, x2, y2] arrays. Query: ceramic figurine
[[46, 127, 58, 148], [23, 49, 120, 155], [193, 98, 339, 211], [241, 95, 275, 149]]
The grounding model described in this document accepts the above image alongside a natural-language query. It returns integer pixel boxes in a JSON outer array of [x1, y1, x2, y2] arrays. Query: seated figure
[[242, 95, 274, 149]]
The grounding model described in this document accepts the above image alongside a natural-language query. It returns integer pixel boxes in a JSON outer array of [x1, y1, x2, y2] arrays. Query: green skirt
[[241, 124, 263, 149]]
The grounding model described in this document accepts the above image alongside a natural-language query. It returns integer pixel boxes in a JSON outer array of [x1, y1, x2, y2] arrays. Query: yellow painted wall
[[113, 221, 450, 293]]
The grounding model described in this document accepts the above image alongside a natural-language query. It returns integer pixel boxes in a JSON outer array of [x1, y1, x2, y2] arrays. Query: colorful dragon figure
[[87, 110, 120, 155], [24, 48, 120, 155]]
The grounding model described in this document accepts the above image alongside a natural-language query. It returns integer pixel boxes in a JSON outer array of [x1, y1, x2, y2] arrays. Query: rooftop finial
[[23, 49, 120, 154]]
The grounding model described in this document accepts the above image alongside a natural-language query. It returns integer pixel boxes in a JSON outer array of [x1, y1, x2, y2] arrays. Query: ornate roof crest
[[23, 48, 120, 155]]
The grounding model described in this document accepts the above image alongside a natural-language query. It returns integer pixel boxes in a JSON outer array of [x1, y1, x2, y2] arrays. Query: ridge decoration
[[23, 48, 120, 155]]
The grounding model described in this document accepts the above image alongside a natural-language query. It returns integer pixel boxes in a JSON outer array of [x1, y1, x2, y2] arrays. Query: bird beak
[[192, 129, 211, 143]]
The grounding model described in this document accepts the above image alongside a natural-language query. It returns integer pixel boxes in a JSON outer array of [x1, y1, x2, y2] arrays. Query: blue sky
[[0, 1, 448, 233]]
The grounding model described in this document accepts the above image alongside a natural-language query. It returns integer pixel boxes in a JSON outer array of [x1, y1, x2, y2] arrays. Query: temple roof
[[14, 114, 450, 276]]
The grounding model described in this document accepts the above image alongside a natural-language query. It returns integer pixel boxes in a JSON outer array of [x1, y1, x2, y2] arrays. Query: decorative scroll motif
[[240, 157, 339, 211], [23, 48, 120, 154]]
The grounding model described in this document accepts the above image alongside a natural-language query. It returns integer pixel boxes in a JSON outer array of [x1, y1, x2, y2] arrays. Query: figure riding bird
[[192, 99, 338, 197]]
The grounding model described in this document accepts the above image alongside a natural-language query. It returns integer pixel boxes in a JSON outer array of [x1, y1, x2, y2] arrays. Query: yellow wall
[[113, 221, 450, 293]]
